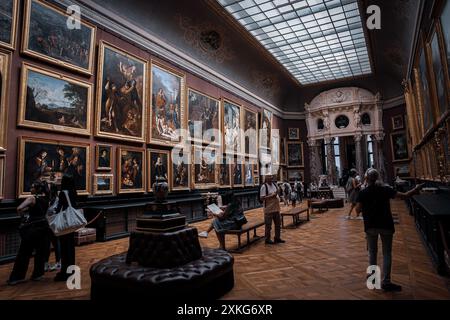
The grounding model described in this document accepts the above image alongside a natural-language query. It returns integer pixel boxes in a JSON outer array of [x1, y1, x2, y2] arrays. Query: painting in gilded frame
[[192, 146, 217, 189], [287, 142, 304, 168], [391, 115, 404, 130], [222, 99, 242, 154], [0, 51, 11, 150], [117, 147, 145, 194], [171, 146, 190, 191], [260, 109, 272, 149], [0, 0, 18, 50], [231, 156, 244, 188], [418, 44, 434, 133], [391, 131, 409, 162], [217, 155, 231, 188], [96, 41, 147, 142], [93, 174, 114, 196], [148, 149, 170, 192], [95, 144, 112, 171], [288, 128, 300, 140], [242, 108, 258, 158]]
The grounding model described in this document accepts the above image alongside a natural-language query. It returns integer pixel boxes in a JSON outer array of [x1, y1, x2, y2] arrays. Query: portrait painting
[[187, 89, 220, 146], [280, 138, 286, 165], [118, 148, 145, 193], [96, 144, 112, 171], [218, 155, 231, 188], [260, 109, 272, 149], [18, 137, 90, 198], [242, 108, 258, 157], [391, 132, 409, 162], [93, 174, 114, 195], [148, 149, 170, 192], [231, 156, 244, 187], [418, 46, 434, 133], [97, 41, 147, 142], [430, 29, 448, 118], [150, 63, 185, 146], [0, 0, 18, 49], [391, 115, 404, 130], [22, 0, 95, 74], [287, 142, 304, 168], [171, 147, 190, 191], [0, 154, 5, 199], [223, 99, 242, 154], [288, 128, 300, 140], [18, 63, 93, 136], [244, 159, 255, 187], [271, 130, 280, 165], [192, 146, 217, 189], [0, 51, 11, 150]]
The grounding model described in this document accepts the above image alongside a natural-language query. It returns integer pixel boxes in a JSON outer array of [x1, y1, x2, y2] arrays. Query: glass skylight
[[217, 0, 372, 84]]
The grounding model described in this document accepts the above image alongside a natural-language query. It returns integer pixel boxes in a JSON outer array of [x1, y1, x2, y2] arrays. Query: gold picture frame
[[147, 148, 171, 192], [0, 0, 19, 50], [287, 141, 304, 168], [260, 109, 273, 150], [171, 146, 191, 191], [0, 154, 5, 199], [288, 128, 300, 140], [117, 147, 146, 194], [96, 41, 148, 143], [231, 155, 244, 188], [17, 136, 91, 198], [391, 115, 404, 130], [390, 131, 410, 163], [95, 144, 112, 171], [93, 174, 114, 196], [0, 50, 11, 150], [222, 98, 243, 155], [21, 0, 96, 75], [18, 62, 93, 136], [149, 60, 186, 146], [217, 154, 231, 189], [244, 158, 256, 187], [271, 129, 280, 165], [242, 107, 259, 158], [191, 145, 218, 190]]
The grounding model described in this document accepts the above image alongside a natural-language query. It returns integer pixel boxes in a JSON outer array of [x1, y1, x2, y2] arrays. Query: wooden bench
[[281, 207, 310, 228], [219, 221, 265, 253]]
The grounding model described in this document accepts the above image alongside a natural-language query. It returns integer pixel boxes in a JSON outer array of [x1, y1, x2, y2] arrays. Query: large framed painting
[[192, 146, 217, 189], [0, 154, 5, 199], [18, 63, 93, 136], [171, 146, 190, 191], [222, 99, 242, 154], [0, 0, 18, 50], [287, 142, 304, 168], [391, 131, 409, 162], [150, 62, 185, 146], [417, 43, 435, 134], [96, 41, 147, 143], [93, 174, 114, 196], [148, 149, 170, 192], [428, 26, 448, 119], [217, 155, 231, 188], [288, 128, 300, 140], [187, 88, 220, 146], [117, 147, 145, 194], [244, 159, 255, 187], [231, 156, 244, 188], [271, 130, 280, 165], [260, 109, 272, 149], [440, 1, 450, 86], [22, 0, 96, 74], [280, 138, 286, 165], [18, 137, 90, 198], [95, 144, 112, 171], [242, 108, 258, 158], [0, 51, 11, 150]]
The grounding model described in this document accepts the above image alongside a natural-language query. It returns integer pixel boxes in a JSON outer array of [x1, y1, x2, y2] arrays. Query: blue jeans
[[365, 228, 394, 284]]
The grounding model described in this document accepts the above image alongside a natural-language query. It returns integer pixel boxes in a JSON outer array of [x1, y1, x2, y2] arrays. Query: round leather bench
[[90, 248, 234, 300]]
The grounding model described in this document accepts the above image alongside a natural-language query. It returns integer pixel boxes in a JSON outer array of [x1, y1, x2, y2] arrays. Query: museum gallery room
[[0, 0, 449, 302]]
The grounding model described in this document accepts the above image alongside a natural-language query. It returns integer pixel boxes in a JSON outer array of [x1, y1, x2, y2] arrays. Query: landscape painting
[[0, 0, 18, 49], [150, 63, 185, 145], [187, 89, 220, 146], [118, 148, 145, 193], [19, 64, 92, 135], [97, 42, 147, 142], [193, 146, 217, 189], [18, 137, 90, 197], [93, 174, 114, 195], [287, 142, 304, 168], [22, 0, 95, 74], [172, 147, 190, 191], [223, 100, 241, 154], [243, 108, 258, 157]]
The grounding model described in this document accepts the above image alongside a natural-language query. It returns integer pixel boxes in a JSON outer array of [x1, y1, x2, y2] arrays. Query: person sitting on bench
[[198, 192, 247, 250]]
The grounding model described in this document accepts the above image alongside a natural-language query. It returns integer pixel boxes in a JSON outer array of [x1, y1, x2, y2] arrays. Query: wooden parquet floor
[[0, 200, 449, 300]]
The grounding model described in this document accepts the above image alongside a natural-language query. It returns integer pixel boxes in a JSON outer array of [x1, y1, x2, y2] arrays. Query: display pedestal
[[135, 200, 186, 233]]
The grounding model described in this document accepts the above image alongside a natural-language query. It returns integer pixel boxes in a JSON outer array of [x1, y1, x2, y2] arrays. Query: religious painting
[[18, 137, 90, 198], [18, 63, 93, 136], [231, 156, 244, 188], [118, 147, 145, 194], [148, 149, 170, 192], [260, 109, 272, 149], [0, 51, 11, 150], [288, 170, 304, 182], [95, 144, 112, 171], [192, 146, 217, 189], [0, 0, 18, 50], [93, 174, 114, 196], [0, 154, 5, 200], [96, 41, 147, 142], [429, 27, 448, 118], [288, 128, 300, 140], [280, 138, 286, 165], [271, 130, 280, 165], [287, 142, 304, 168], [217, 155, 231, 188], [393, 165, 410, 178], [222, 99, 242, 154], [22, 0, 96, 74], [150, 63, 185, 146], [242, 108, 258, 158], [391, 132, 409, 162], [440, 1, 450, 80], [418, 45, 434, 134], [391, 115, 404, 131], [187, 89, 220, 146], [171, 146, 190, 191], [244, 159, 255, 187]]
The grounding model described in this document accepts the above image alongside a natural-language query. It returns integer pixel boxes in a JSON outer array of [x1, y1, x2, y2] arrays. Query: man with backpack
[[259, 174, 285, 245]]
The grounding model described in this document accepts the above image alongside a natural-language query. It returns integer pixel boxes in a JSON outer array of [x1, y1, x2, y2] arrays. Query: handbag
[[47, 191, 87, 236]]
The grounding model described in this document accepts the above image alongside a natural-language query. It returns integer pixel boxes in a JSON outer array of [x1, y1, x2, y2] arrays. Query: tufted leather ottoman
[[90, 248, 234, 300]]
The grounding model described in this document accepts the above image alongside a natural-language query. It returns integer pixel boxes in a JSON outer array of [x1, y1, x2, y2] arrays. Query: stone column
[[325, 137, 337, 185], [307, 138, 322, 184], [354, 134, 364, 176]]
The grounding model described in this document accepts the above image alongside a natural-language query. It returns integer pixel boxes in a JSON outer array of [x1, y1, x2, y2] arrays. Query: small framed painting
[[391, 115, 404, 130], [117, 147, 146, 194], [96, 144, 112, 171], [148, 149, 170, 192], [192, 146, 217, 189], [93, 174, 114, 195], [231, 156, 244, 188], [288, 128, 300, 140], [171, 146, 190, 191], [393, 165, 410, 178], [217, 154, 231, 188]]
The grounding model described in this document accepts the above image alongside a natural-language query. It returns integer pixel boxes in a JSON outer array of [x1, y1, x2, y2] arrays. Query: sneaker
[[274, 238, 286, 244], [382, 282, 402, 292], [44, 262, 50, 272], [198, 231, 208, 238], [265, 239, 275, 245], [356, 216, 364, 220], [7, 278, 26, 286], [345, 216, 352, 220]]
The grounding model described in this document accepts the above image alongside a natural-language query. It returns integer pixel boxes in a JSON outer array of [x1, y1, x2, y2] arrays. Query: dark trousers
[[264, 211, 281, 241], [58, 232, 75, 277], [366, 228, 394, 284], [46, 231, 61, 263], [9, 224, 50, 281]]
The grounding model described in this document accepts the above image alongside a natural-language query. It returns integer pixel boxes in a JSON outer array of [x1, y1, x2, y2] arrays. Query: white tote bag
[[47, 191, 87, 236]]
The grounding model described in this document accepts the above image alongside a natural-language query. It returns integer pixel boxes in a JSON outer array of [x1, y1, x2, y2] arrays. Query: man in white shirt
[[259, 174, 285, 245]]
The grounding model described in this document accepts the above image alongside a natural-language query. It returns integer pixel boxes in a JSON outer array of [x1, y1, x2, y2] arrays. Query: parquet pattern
[[0, 200, 449, 300]]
